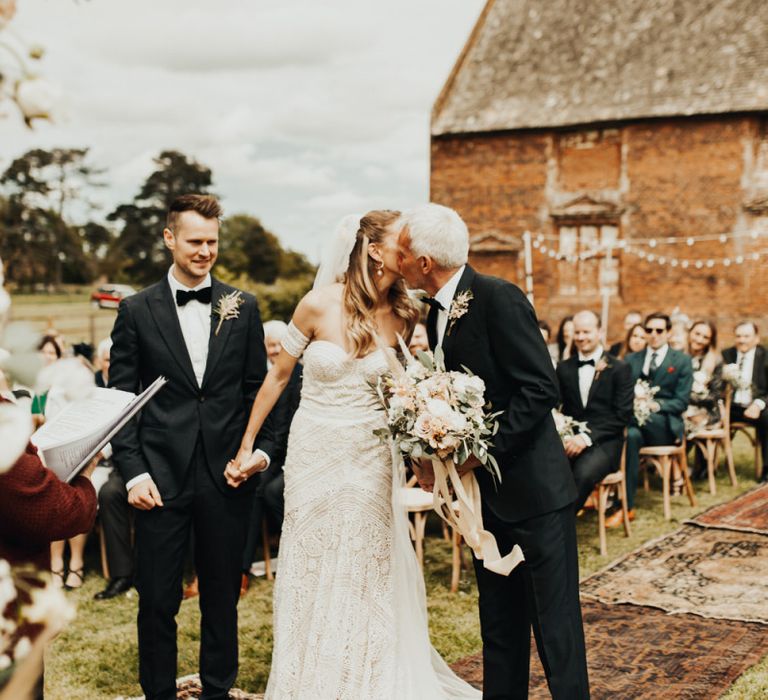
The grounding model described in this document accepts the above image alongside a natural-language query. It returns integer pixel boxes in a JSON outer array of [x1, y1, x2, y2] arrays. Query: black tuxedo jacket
[[625, 347, 693, 439], [556, 353, 634, 455], [270, 363, 303, 469], [722, 345, 768, 404], [430, 266, 576, 522], [109, 276, 275, 499]]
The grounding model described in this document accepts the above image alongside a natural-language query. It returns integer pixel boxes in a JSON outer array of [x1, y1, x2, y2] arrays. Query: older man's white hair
[[263, 319, 289, 341], [400, 203, 469, 269]]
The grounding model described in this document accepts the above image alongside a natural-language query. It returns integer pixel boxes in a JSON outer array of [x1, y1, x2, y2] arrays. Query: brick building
[[430, 0, 768, 344]]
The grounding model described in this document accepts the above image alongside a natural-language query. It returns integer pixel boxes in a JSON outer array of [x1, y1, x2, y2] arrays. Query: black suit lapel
[[562, 358, 583, 411], [426, 303, 439, 350], [147, 279, 199, 390], [441, 265, 476, 368], [201, 278, 237, 389], [585, 351, 606, 406]]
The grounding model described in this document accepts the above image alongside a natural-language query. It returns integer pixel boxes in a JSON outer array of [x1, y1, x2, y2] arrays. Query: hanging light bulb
[[706, 260, 715, 268], [751, 252, 760, 260], [686, 237, 695, 246], [647, 253, 656, 262], [540, 245, 548, 253], [670, 259, 679, 267], [681, 260, 690, 268], [649, 239, 657, 248], [723, 258, 731, 266], [719, 234, 728, 243], [735, 255, 744, 264], [695, 260, 704, 269], [658, 256, 666, 264]]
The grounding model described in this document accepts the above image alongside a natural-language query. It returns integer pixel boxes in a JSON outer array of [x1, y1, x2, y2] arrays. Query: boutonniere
[[667, 366, 676, 374], [594, 356, 611, 381], [213, 291, 244, 336], [446, 290, 473, 336]]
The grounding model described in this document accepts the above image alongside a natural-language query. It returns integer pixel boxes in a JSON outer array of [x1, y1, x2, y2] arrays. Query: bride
[[226, 210, 481, 699]]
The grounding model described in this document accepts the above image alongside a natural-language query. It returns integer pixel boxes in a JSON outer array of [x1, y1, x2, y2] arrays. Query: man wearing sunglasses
[[609, 312, 693, 527]]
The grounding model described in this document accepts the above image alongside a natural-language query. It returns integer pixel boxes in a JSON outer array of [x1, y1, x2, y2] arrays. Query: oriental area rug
[[450, 600, 768, 700], [686, 483, 768, 535]]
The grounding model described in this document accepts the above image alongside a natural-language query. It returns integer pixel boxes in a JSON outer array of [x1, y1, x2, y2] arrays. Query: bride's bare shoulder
[[292, 284, 342, 332]]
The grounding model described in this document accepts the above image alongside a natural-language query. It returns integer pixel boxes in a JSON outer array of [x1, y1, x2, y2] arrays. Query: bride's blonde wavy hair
[[343, 210, 417, 358]]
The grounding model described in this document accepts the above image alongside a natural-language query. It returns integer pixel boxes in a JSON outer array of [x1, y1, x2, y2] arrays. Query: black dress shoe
[[94, 577, 132, 600]]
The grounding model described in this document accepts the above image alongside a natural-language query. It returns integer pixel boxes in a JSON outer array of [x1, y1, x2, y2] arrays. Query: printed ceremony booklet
[[31, 376, 168, 482]]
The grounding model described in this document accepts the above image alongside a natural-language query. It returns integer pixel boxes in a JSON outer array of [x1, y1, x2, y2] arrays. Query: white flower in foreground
[[36, 357, 95, 404], [23, 583, 76, 632], [0, 654, 10, 671], [0, 402, 33, 473], [13, 636, 31, 660], [15, 77, 58, 121], [0, 0, 17, 26]]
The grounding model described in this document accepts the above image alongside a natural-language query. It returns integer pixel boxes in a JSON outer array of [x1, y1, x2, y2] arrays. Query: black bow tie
[[176, 287, 212, 307], [422, 296, 444, 311], [577, 358, 595, 368]]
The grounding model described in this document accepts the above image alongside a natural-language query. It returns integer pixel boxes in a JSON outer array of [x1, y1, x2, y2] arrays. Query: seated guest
[[556, 310, 634, 512], [30, 334, 62, 421], [617, 323, 647, 359], [686, 320, 723, 432], [555, 315, 574, 364], [93, 463, 134, 599], [669, 321, 689, 352], [619, 312, 693, 524], [538, 320, 558, 367], [0, 433, 98, 699], [241, 320, 303, 581], [409, 322, 429, 356], [609, 310, 643, 356], [94, 338, 112, 388], [722, 322, 768, 482]]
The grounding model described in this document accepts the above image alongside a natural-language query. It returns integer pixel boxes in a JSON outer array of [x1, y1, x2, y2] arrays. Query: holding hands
[[225, 445, 268, 488]]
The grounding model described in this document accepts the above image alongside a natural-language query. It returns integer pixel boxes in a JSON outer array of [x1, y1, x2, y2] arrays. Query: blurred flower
[[0, 402, 33, 473], [0, 0, 16, 26], [15, 76, 57, 122], [23, 583, 75, 631], [35, 358, 95, 404]]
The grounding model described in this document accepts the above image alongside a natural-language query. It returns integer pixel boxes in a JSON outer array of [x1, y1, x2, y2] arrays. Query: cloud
[[4, 0, 485, 259]]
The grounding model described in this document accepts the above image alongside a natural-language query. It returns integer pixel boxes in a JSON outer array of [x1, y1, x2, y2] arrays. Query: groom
[[397, 204, 589, 699], [109, 194, 274, 700]]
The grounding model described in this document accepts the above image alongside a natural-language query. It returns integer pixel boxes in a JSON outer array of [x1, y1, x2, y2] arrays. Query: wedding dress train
[[263, 322, 480, 699]]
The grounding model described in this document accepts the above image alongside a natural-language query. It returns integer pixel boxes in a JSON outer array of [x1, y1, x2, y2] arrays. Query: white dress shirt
[[575, 345, 603, 446], [735, 347, 765, 409], [642, 344, 669, 376], [167, 266, 212, 387], [434, 265, 466, 346], [126, 266, 269, 493]]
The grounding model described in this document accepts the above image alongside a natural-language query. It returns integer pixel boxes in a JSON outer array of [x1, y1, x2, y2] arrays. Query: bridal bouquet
[[0, 560, 74, 698], [552, 409, 590, 442], [373, 345, 502, 483], [373, 342, 523, 576], [721, 363, 751, 392], [634, 379, 661, 426]]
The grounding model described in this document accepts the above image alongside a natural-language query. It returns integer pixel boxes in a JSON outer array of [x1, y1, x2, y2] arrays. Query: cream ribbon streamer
[[377, 337, 524, 576], [429, 456, 524, 576]]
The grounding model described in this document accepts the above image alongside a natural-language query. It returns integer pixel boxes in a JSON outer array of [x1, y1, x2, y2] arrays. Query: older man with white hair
[[397, 203, 589, 700]]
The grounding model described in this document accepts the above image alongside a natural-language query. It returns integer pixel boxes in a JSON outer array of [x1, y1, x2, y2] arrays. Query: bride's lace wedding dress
[[264, 323, 480, 700]]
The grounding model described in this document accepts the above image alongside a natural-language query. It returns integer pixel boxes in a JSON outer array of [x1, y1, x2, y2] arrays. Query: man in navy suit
[[620, 312, 693, 524]]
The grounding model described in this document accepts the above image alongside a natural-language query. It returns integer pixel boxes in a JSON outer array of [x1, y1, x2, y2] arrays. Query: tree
[[107, 150, 214, 285], [218, 214, 282, 284], [0, 148, 106, 286]]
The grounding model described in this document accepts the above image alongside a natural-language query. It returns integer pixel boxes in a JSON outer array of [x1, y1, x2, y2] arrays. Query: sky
[[2, 0, 485, 260]]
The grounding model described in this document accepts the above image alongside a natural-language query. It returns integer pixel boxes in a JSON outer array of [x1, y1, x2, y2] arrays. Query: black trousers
[[731, 405, 768, 475], [242, 466, 285, 572], [98, 468, 133, 579], [134, 440, 250, 700], [474, 504, 590, 700], [570, 440, 621, 511]]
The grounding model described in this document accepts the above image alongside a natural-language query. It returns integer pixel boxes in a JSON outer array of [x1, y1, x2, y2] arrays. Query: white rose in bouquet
[[721, 363, 751, 392], [634, 379, 661, 426], [15, 77, 57, 121], [691, 370, 709, 399]]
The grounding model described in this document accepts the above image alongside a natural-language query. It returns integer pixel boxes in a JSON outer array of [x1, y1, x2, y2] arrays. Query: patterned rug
[[687, 483, 768, 535], [580, 526, 768, 623], [450, 600, 768, 699], [118, 674, 263, 699]]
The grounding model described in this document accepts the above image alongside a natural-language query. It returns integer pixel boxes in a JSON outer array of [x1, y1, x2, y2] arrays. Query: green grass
[[43, 436, 768, 699]]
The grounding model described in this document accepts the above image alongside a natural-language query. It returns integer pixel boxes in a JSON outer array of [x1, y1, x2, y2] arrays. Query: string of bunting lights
[[530, 230, 768, 268]]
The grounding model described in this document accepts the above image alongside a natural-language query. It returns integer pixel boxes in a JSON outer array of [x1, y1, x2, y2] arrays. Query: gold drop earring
[[375, 260, 384, 277]]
